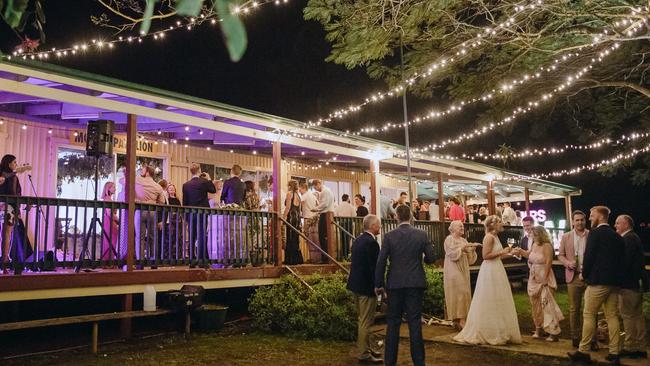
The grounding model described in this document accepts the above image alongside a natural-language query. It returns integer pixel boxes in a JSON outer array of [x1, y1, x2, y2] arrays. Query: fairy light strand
[[307, 0, 550, 127], [528, 142, 650, 179], [308, 1, 647, 129], [395, 132, 650, 161], [5, 0, 290, 61], [409, 42, 627, 153], [349, 16, 647, 137]]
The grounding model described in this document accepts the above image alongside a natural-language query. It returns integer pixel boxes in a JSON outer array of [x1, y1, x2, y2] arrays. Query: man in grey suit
[[375, 205, 435, 366]]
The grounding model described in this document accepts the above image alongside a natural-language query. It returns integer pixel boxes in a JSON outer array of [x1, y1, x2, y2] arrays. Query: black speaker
[[86, 120, 114, 157]]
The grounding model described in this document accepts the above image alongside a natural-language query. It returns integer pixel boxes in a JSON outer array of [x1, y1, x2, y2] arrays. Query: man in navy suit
[[375, 205, 435, 366], [614, 214, 648, 359], [220, 164, 245, 205], [569, 206, 625, 365], [347, 214, 382, 364], [182, 163, 216, 266]]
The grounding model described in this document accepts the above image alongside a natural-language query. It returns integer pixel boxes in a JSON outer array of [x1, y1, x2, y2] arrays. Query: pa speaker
[[86, 120, 114, 157]]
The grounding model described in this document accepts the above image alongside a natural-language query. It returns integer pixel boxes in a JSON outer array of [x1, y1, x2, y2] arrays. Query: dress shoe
[[358, 355, 383, 364], [567, 351, 591, 363], [604, 354, 620, 365]]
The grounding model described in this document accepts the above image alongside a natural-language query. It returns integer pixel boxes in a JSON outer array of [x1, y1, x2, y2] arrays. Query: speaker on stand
[[75, 120, 116, 272]]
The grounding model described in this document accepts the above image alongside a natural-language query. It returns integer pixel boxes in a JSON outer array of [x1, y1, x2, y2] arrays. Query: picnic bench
[[0, 309, 173, 354]]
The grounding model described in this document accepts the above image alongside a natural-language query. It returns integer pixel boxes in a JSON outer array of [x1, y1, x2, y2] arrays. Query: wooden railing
[[0, 195, 276, 271]]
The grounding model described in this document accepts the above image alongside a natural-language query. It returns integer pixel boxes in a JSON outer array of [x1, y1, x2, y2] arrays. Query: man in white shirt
[[311, 179, 335, 263], [299, 183, 320, 263], [502, 202, 517, 225], [335, 194, 356, 217], [336, 194, 357, 256]]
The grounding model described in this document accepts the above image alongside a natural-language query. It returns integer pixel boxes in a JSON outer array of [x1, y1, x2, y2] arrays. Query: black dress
[[284, 192, 303, 265], [356, 206, 369, 217]]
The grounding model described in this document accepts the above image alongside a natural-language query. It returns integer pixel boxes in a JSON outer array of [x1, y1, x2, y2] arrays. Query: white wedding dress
[[453, 233, 522, 345]]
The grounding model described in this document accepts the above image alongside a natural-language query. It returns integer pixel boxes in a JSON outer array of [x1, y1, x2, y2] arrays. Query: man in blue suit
[[375, 205, 435, 366], [347, 214, 382, 364]]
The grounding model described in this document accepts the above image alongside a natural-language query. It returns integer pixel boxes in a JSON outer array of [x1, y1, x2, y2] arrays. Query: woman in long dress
[[516, 226, 563, 341], [443, 220, 479, 330], [283, 180, 303, 265], [453, 215, 522, 345]]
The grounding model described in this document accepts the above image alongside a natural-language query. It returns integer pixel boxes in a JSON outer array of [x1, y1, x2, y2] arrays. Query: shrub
[[423, 266, 445, 318], [249, 272, 357, 340]]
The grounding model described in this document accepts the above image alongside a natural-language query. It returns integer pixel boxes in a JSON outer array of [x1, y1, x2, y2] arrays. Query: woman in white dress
[[453, 215, 522, 345]]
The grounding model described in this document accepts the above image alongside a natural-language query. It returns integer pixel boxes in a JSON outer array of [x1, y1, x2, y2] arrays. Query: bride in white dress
[[453, 215, 522, 345]]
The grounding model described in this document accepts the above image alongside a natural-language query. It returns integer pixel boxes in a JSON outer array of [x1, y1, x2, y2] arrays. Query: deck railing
[[0, 193, 567, 272], [0, 195, 276, 271]]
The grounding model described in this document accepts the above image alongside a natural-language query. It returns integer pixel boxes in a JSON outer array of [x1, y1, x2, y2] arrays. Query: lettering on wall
[[70, 131, 158, 154]]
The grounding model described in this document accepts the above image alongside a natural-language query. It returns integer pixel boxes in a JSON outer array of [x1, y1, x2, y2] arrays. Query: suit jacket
[[621, 231, 649, 291], [582, 224, 624, 287], [375, 224, 435, 290], [182, 177, 216, 208], [220, 176, 245, 205], [347, 232, 380, 297], [558, 229, 589, 283]]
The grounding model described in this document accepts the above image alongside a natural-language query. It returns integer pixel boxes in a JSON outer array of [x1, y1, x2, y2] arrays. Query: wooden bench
[[0, 309, 172, 354]]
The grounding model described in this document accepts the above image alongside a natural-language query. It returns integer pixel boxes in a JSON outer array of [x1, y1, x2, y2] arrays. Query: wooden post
[[272, 142, 282, 265], [120, 294, 133, 339], [564, 194, 572, 229], [326, 212, 337, 262], [121, 114, 137, 340], [91, 322, 99, 354], [487, 180, 496, 215], [125, 114, 137, 271], [524, 188, 530, 217], [369, 159, 380, 216], [437, 173, 445, 222]]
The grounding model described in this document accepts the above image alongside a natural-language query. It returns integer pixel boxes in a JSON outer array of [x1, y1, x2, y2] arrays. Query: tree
[[305, 0, 650, 183]]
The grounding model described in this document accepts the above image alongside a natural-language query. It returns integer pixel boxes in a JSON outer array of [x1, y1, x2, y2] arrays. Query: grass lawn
[[2, 328, 574, 366], [512, 286, 650, 341]]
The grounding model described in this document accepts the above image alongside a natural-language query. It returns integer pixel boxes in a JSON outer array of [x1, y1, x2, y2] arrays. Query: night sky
[[1, 0, 648, 223]]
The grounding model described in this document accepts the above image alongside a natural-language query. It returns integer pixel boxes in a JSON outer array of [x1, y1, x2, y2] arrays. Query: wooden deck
[[0, 264, 340, 302]]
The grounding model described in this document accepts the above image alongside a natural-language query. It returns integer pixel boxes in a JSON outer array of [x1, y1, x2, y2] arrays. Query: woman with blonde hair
[[516, 226, 563, 341], [454, 215, 521, 345], [443, 220, 480, 329]]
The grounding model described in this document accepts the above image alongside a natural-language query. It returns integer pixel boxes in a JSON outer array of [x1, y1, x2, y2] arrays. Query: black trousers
[[187, 212, 208, 264], [317, 212, 329, 263], [384, 288, 425, 366]]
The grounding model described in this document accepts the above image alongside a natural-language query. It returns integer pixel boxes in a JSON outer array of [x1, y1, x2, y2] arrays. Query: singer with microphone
[[0, 154, 24, 274]]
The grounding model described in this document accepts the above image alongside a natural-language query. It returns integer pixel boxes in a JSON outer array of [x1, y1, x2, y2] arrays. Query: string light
[[348, 16, 646, 138], [307, 0, 549, 127], [409, 41, 626, 153], [396, 132, 650, 161], [352, 51, 585, 136], [528, 142, 650, 179], [5, 0, 290, 61]]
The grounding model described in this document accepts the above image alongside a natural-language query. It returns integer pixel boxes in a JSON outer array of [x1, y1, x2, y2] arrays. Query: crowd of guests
[[380, 190, 522, 226], [346, 204, 648, 365]]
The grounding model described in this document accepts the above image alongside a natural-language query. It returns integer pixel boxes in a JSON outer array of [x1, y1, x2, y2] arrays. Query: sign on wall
[[70, 130, 160, 154]]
